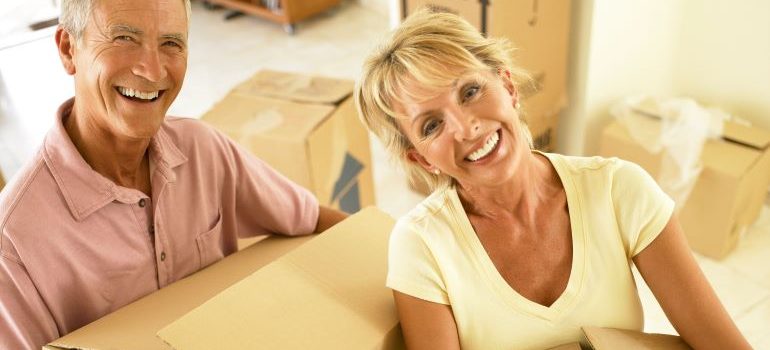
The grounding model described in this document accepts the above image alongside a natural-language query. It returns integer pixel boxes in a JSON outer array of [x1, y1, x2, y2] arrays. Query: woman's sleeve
[[385, 219, 450, 305], [610, 160, 676, 257]]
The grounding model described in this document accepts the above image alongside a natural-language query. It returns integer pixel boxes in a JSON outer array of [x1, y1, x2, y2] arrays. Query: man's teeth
[[466, 131, 500, 161], [117, 87, 159, 100]]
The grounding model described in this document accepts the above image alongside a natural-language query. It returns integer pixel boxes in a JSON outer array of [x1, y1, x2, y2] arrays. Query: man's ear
[[56, 26, 77, 75], [405, 148, 436, 173]]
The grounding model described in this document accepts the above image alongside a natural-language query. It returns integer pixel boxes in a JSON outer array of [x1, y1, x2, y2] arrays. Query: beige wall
[[561, 0, 770, 156], [674, 0, 770, 131], [561, 0, 685, 155]]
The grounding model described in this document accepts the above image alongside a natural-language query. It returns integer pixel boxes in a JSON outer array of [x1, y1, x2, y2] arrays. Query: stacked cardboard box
[[46, 208, 690, 350], [599, 117, 770, 259], [202, 70, 375, 215]]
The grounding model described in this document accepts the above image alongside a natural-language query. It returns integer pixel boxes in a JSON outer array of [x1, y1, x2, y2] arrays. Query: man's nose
[[132, 45, 167, 83]]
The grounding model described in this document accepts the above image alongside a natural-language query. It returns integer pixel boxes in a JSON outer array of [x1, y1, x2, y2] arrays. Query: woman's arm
[[633, 214, 751, 350], [393, 290, 461, 350]]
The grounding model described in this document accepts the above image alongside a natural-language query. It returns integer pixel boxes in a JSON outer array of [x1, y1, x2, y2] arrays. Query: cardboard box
[[202, 70, 375, 214], [599, 118, 770, 259], [45, 207, 395, 350], [45, 234, 318, 349], [402, 0, 572, 144], [583, 327, 691, 350], [0, 170, 5, 191], [156, 207, 401, 349]]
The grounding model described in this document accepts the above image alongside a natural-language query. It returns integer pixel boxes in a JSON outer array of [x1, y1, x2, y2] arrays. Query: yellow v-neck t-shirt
[[386, 153, 675, 349]]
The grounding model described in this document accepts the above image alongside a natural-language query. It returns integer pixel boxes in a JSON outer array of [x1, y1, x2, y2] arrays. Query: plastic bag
[[610, 96, 728, 210]]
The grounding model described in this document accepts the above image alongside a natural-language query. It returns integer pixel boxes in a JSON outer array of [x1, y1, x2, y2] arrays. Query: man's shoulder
[[161, 116, 231, 151], [0, 151, 59, 252]]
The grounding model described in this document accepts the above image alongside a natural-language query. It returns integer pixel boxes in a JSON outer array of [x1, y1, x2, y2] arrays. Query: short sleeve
[[610, 160, 675, 257], [386, 219, 450, 305]]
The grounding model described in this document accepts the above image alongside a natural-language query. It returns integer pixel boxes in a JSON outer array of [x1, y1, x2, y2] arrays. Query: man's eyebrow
[[109, 24, 142, 35], [161, 33, 186, 42]]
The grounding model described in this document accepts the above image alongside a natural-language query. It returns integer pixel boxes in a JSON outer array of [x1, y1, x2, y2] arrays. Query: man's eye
[[163, 41, 181, 48], [463, 85, 480, 102], [115, 35, 133, 42], [422, 119, 442, 137]]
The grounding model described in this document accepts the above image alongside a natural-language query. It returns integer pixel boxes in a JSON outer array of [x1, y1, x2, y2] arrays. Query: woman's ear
[[405, 148, 437, 173], [56, 26, 77, 75], [497, 69, 519, 108]]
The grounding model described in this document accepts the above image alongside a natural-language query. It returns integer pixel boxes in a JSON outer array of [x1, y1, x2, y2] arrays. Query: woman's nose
[[448, 111, 482, 142]]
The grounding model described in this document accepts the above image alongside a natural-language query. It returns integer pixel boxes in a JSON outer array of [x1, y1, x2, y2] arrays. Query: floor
[[0, 1, 768, 347]]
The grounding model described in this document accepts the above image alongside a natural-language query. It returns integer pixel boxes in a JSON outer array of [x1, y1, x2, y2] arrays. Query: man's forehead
[[92, 0, 188, 32]]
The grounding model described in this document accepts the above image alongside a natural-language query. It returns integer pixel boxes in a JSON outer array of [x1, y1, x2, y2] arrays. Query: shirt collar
[[43, 98, 188, 221]]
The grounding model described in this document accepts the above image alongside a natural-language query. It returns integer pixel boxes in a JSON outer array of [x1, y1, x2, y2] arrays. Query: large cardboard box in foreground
[[203, 70, 375, 214], [599, 118, 770, 259], [45, 208, 396, 350], [402, 0, 572, 151], [46, 208, 690, 350]]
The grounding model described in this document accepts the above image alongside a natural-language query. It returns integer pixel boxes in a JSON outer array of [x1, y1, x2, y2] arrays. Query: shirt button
[[160, 252, 166, 261], [138, 199, 146, 207], [149, 226, 155, 235]]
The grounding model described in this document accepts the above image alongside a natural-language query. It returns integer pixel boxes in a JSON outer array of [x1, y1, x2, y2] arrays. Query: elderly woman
[[356, 10, 749, 350]]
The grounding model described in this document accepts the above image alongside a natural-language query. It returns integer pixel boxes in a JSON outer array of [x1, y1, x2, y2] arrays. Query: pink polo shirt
[[0, 98, 319, 349]]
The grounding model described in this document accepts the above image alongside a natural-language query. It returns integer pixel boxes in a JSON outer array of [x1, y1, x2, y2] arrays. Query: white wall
[[358, 0, 391, 17], [562, 0, 770, 156], [561, 0, 685, 155], [674, 0, 770, 130]]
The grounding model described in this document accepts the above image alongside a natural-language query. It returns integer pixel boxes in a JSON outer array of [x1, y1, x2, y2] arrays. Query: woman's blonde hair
[[355, 9, 533, 192]]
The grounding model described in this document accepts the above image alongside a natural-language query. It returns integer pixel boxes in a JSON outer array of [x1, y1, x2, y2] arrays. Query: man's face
[[68, 0, 188, 139]]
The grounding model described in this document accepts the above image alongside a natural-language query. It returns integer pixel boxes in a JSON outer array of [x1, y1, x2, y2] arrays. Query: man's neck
[[64, 106, 153, 196]]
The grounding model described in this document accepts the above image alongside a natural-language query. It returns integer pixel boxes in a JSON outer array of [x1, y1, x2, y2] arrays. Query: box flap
[[232, 70, 354, 105], [583, 327, 691, 350], [545, 343, 582, 350], [157, 207, 400, 349], [722, 120, 770, 150], [202, 93, 334, 142], [45, 235, 316, 350]]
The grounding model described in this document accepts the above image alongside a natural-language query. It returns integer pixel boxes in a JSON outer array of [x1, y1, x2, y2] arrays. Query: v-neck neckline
[[448, 152, 586, 322]]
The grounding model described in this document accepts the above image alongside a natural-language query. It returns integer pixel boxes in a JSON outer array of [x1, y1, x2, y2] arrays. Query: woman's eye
[[463, 85, 480, 102], [422, 119, 442, 137]]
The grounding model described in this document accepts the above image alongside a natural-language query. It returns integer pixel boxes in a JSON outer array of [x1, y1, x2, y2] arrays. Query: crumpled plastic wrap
[[610, 96, 729, 210]]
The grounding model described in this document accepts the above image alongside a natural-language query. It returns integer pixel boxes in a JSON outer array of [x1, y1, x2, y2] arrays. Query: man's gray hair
[[60, 0, 192, 40]]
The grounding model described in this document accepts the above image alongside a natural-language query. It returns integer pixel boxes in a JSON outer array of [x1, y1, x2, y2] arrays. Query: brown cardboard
[[202, 70, 375, 215], [0, 170, 5, 191], [583, 327, 691, 349], [156, 207, 400, 349], [599, 118, 770, 259], [546, 343, 582, 350], [45, 234, 317, 350]]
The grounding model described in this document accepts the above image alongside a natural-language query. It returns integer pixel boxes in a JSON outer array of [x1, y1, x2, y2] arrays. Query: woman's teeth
[[466, 131, 499, 162], [117, 86, 159, 100]]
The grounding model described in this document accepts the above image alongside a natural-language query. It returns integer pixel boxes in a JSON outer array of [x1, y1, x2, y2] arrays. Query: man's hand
[[314, 206, 349, 233]]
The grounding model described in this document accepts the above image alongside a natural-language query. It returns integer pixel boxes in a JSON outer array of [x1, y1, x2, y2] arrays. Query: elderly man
[[0, 0, 348, 348]]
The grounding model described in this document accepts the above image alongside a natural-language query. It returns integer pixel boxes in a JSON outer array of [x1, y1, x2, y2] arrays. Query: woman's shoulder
[[395, 186, 458, 234], [541, 152, 642, 180]]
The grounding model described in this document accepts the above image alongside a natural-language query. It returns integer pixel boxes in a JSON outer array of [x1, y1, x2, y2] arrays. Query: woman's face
[[395, 69, 529, 189]]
